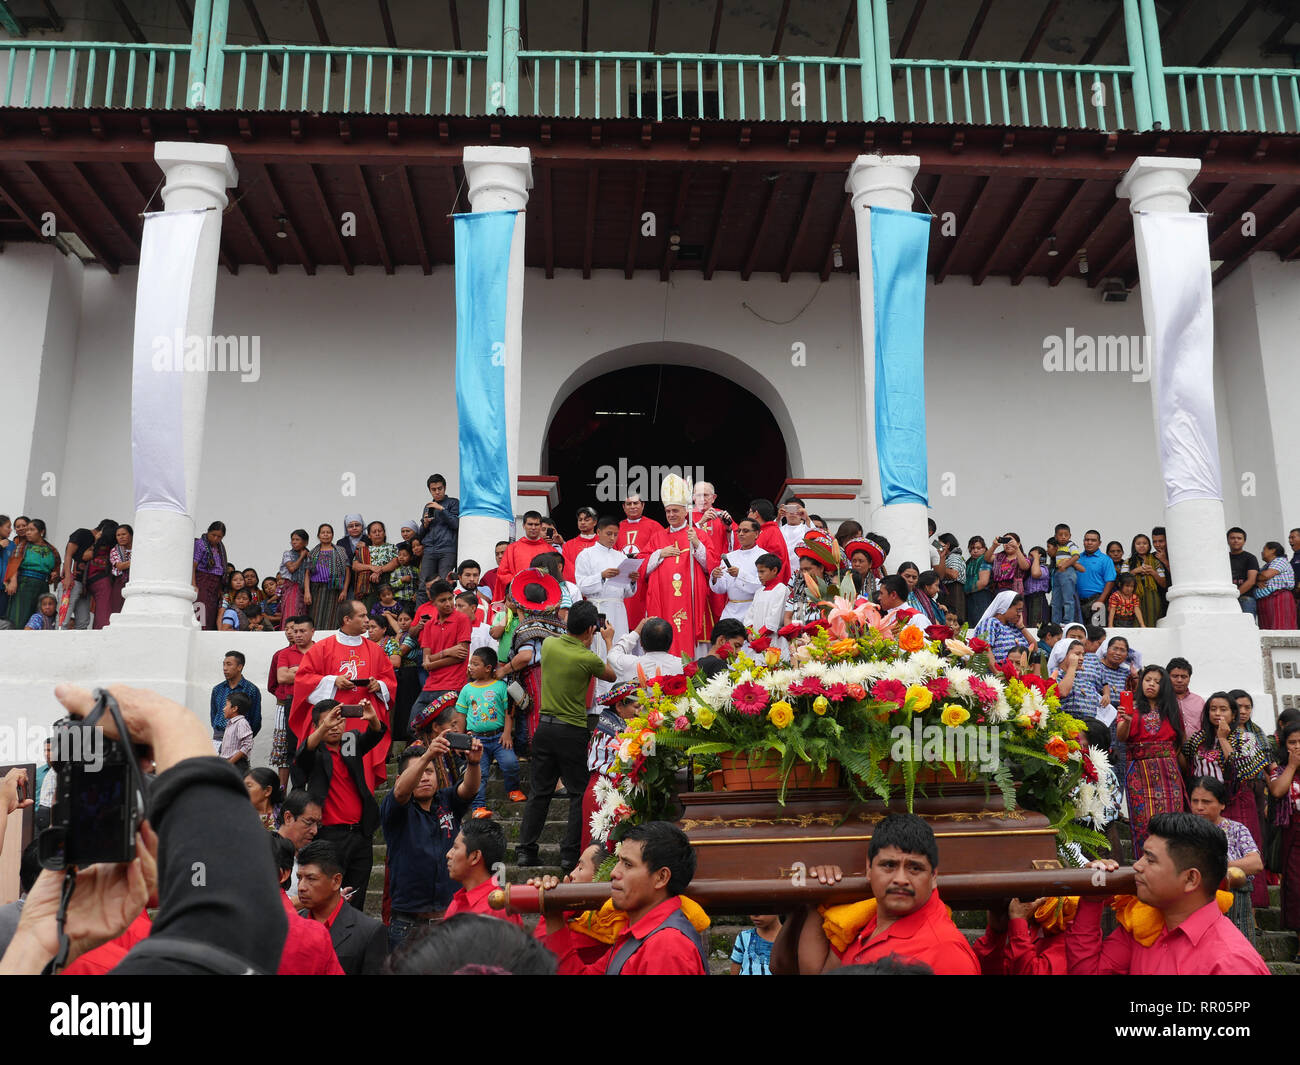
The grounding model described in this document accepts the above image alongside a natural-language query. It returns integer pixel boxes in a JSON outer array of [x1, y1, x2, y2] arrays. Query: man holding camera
[[290, 600, 395, 790], [292, 696, 387, 910]]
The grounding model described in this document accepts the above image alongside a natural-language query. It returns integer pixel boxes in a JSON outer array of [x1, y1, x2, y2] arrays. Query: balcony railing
[[888, 59, 1140, 133], [1, 41, 190, 109], [514, 50, 868, 123], [215, 44, 485, 115], [1165, 67, 1300, 134]]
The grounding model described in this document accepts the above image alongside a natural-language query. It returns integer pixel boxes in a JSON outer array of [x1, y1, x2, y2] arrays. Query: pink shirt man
[[1177, 690, 1205, 738], [1066, 897, 1269, 975]]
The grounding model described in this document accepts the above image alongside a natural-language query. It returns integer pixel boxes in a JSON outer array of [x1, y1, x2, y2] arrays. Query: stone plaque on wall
[[1262, 636, 1300, 719]]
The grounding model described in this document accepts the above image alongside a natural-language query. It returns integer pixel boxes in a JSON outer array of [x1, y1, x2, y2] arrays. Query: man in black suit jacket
[[296, 840, 387, 975], [292, 697, 387, 909]]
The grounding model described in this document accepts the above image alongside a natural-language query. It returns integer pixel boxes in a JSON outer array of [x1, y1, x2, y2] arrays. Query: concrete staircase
[[365, 750, 1298, 974]]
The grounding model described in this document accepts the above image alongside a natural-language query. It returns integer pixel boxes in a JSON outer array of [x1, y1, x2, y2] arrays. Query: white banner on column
[[1134, 211, 1222, 506], [131, 208, 206, 514]]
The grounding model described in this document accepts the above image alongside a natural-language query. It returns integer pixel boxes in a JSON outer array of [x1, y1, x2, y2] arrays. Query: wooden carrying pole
[[490, 866, 1138, 915]]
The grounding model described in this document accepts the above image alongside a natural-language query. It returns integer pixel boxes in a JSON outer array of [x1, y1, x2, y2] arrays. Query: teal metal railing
[[0, 41, 191, 108], [887, 58, 1140, 132], [213, 44, 485, 114], [515, 50, 868, 122], [1165, 67, 1300, 133]]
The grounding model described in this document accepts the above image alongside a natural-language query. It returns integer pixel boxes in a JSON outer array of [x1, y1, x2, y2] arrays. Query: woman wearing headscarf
[[340, 513, 370, 600], [192, 520, 228, 630], [1096, 633, 1137, 797], [1126, 533, 1167, 626], [935, 533, 966, 623], [1048, 637, 1104, 722], [108, 523, 133, 619], [85, 519, 119, 630], [5, 519, 60, 629], [971, 591, 1037, 663], [303, 523, 350, 631]]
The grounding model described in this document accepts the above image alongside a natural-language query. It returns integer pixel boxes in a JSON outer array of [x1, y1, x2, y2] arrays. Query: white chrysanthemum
[[1086, 743, 1112, 781], [764, 668, 799, 695], [593, 776, 617, 808], [674, 697, 692, 716], [944, 666, 974, 698], [906, 650, 943, 680], [697, 671, 734, 710], [987, 692, 1013, 724], [589, 807, 612, 843], [1073, 781, 1108, 829]]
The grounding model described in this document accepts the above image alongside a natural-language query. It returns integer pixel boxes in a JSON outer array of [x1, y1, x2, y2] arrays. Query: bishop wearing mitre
[[642, 474, 717, 658]]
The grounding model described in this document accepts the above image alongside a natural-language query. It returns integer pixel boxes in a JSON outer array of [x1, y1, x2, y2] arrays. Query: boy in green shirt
[[457, 647, 525, 815]]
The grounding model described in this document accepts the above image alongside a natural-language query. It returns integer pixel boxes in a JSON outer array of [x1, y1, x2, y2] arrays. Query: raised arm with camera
[[1, 684, 286, 975]]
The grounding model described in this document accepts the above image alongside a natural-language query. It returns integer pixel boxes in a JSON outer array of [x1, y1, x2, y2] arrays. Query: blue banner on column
[[454, 209, 519, 521], [871, 206, 931, 507]]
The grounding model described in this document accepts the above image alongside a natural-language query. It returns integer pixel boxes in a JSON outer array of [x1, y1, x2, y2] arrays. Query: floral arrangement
[[591, 597, 1115, 860]]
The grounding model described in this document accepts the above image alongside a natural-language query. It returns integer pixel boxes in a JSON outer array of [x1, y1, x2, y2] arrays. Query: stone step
[[1255, 928, 1299, 962], [1267, 961, 1300, 976]]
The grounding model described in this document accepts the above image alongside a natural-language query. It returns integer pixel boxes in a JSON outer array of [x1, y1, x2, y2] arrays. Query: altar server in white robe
[[574, 514, 638, 641], [709, 517, 765, 622]]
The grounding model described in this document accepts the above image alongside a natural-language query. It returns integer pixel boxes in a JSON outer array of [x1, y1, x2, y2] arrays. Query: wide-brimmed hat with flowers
[[843, 535, 889, 576], [508, 568, 562, 613], [795, 529, 839, 572], [409, 690, 460, 732], [597, 681, 638, 707]]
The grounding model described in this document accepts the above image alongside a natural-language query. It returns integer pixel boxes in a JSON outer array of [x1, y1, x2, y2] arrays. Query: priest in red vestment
[[561, 506, 600, 583], [691, 481, 733, 622], [290, 599, 396, 790], [494, 511, 555, 599], [643, 474, 717, 659], [618, 493, 664, 629], [748, 498, 791, 586]]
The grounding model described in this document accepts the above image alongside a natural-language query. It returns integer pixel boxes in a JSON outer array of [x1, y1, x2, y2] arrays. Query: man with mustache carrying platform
[[771, 813, 979, 975]]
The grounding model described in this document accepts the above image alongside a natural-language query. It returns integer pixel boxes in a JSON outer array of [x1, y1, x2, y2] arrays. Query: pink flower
[[646, 710, 664, 729], [825, 683, 849, 703], [925, 677, 951, 700], [788, 678, 826, 698], [969, 678, 998, 706], [673, 715, 690, 731], [871, 678, 907, 707], [732, 681, 770, 716]]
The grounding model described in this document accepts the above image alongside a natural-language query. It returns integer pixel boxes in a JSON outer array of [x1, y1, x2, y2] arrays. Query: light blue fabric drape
[[870, 206, 931, 507], [454, 209, 519, 521]]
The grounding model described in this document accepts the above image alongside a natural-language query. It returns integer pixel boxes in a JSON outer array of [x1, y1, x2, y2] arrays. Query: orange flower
[[829, 638, 859, 657], [897, 626, 924, 652], [1045, 735, 1069, 761]]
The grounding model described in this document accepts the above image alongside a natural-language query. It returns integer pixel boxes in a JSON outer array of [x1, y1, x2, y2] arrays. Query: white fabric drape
[[131, 208, 206, 514], [1134, 211, 1222, 506]]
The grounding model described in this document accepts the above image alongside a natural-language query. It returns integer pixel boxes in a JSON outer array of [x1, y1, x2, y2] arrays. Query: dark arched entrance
[[544, 364, 789, 537]]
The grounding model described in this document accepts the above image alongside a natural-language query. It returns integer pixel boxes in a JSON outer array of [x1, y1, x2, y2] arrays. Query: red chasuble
[[495, 536, 556, 601], [756, 520, 792, 586], [617, 517, 664, 629], [289, 634, 396, 789], [562, 534, 599, 583], [643, 524, 716, 658], [691, 509, 731, 622]]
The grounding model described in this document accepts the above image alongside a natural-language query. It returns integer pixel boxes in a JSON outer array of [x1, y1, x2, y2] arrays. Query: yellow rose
[[906, 685, 933, 711], [812, 695, 830, 716], [940, 704, 970, 728], [696, 706, 716, 730], [1015, 715, 1033, 730], [764, 647, 783, 667], [768, 701, 795, 729], [626, 739, 642, 758]]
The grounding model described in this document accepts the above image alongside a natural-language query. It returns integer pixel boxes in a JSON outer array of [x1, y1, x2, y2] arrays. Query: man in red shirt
[[618, 493, 664, 629], [269, 616, 315, 788], [271, 834, 343, 974], [296, 840, 387, 975], [479, 540, 509, 601], [443, 819, 523, 925], [411, 579, 472, 723], [747, 498, 791, 586], [562, 506, 600, 583], [495, 513, 555, 599], [540, 821, 710, 974], [1068, 812, 1270, 975], [772, 813, 979, 974], [972, 896, 1068, 975]]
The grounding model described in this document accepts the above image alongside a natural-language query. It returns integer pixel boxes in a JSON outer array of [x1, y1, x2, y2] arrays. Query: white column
[[457, 146, 532, 571], [116, 142, 237, 628], [846, 154, 931, 573], [1117, 157, 1244, 627]]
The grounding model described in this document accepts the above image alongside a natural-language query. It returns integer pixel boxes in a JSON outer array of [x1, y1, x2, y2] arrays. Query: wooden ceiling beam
[[257, 162, 315, 274], [353, 164, 392, 273], [1199, 1, 1261, 67], [834, 0, 855, 57], [305, 0, 332, 45], [780, 171, 822, 282], [225, 188, 277, 273], [820, 193, 852, 281], [582, 165, 599, 278], [703, 166, 738, 279], [395, 165, 429, 274], [307, 162, 352, 274], [648, 0, 659, 52], [448, 0, 462, 50], [771, 0, 791, 55], [108, 0, 146, 43], [1080, 4, 1121, 65], [897, 0, 927, 59], [378, 0, 397, 48], [16, 161, 118, 271], [1020, 0, 1061, 62], [709, 0, 725, 52], [0, 176, 44, 238], [67, 161, 139, 257], [972, 177, 1037, 284], [660, 166, 693, 280], [1011, 177, 1087, 284], [538, 163, 554, 277], [935, 176, 991, 282], [741, 172, 783, 280], [1049, 196, 1123, 285], [624, 165, 647, 278], [959, 0, 995, 60]]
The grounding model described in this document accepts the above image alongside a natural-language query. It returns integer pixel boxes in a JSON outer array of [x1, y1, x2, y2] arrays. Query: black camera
[[38, 697, 147, 870], [445, 732, 474, 752]]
